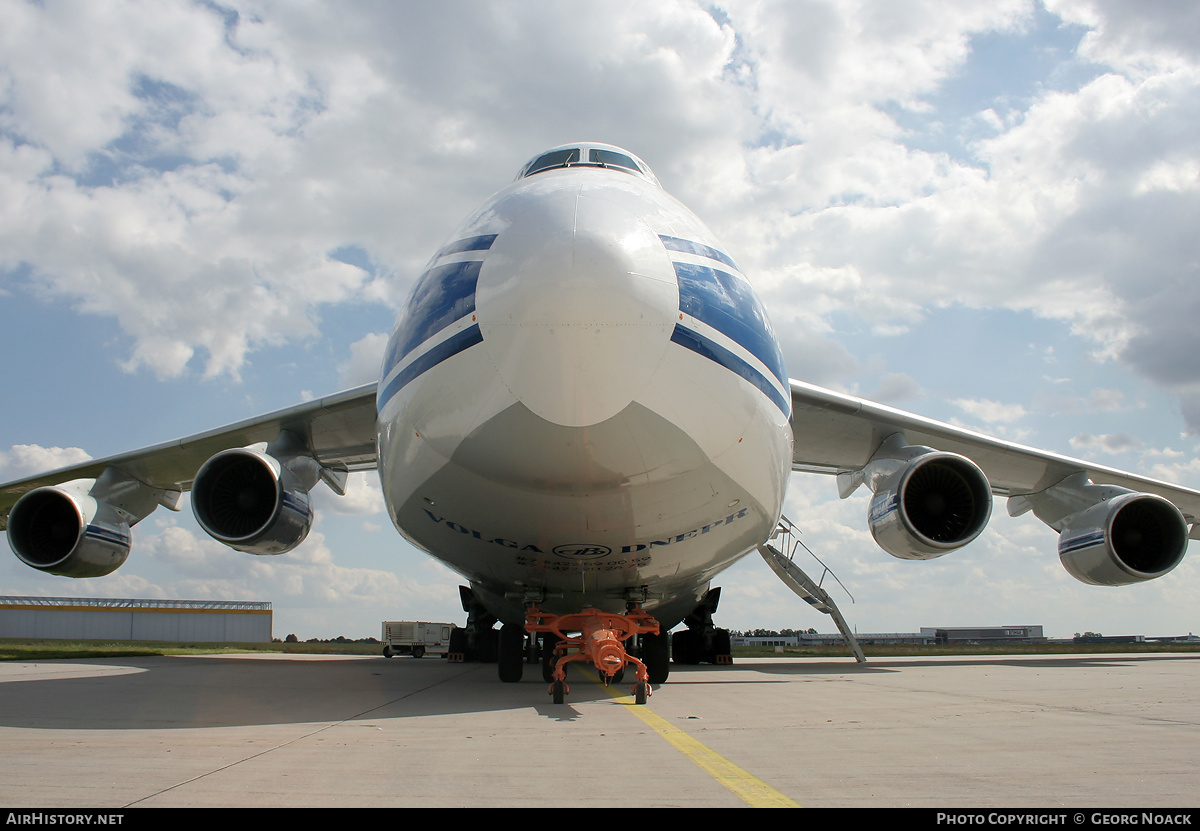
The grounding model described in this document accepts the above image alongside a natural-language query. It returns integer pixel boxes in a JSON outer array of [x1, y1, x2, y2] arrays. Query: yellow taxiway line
[[583, 670, 801, 808]]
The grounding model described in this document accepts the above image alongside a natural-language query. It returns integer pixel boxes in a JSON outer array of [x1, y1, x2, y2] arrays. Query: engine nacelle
[[1058, 492, 1189, 586], [867, 451, 993, 560], [7, 485, 131, 577], [191, 448, 314, 555]]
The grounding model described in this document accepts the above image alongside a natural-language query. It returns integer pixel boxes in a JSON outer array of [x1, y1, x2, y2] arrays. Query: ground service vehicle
[[381, 621, 455, 659]]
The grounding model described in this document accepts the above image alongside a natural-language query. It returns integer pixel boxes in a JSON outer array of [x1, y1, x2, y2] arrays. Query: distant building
[[0, 596, 272, 643], [846, 632, 938, 646], [733, 625, 1047, 648], [921, 625, 1045, 644], [1147, 633, 1200, 643], [733, 635, 801, 647], [733, 631, 937, 647]]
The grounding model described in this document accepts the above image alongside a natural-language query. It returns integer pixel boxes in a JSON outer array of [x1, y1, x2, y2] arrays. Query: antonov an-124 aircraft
[[4, 143, 1198, 704]]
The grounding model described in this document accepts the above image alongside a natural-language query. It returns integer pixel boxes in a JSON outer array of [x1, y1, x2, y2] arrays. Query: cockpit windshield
[[588, 148, 639, 172], [523, 148, 580, 177], [517, 143, 659, 186]]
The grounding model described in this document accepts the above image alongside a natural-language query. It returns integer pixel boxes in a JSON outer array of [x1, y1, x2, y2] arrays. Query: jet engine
[[7, 484, 131, 577], [863, 438, 993, 560], [1008, 472, 1191, 587], [1058, 492, 1188, 586], [191, 447, 314, 555]]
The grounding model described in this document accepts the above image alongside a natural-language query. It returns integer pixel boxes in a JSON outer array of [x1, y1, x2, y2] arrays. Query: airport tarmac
[[0, 651, 1197, 808]]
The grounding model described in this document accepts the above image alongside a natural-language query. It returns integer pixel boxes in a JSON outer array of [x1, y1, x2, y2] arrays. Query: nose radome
[[476, 188, 679, 427]]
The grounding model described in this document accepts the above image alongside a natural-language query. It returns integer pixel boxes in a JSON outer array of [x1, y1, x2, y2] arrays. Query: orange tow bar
[[525, 606, 660, 705]]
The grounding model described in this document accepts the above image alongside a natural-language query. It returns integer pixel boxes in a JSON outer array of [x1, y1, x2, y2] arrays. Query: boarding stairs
[[758, 515, 866, 663]]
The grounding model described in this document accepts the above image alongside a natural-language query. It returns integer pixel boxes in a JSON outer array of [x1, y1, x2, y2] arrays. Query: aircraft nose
[[476, 187, 679, 427]]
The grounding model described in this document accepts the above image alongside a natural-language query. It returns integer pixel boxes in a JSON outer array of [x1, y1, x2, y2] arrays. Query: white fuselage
[[375, 153, 793, 627]]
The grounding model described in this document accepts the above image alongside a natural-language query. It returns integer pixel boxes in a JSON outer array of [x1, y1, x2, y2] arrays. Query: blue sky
[[2, 0, 1200, 640]]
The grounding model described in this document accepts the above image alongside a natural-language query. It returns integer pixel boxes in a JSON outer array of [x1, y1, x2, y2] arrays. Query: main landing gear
[[524, 606, 664, 705], [671, 587, 734, 666], [448, 586, 499, 663]]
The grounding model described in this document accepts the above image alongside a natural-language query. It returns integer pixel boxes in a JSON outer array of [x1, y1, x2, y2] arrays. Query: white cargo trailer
[[381, 621, 456, 658]]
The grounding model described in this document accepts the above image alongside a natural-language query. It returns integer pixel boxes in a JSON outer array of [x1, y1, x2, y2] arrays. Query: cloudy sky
[[2, 0, 1199, 641]]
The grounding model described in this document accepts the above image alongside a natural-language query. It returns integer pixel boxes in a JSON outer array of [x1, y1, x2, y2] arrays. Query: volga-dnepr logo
[[552, 544, 612, 559]]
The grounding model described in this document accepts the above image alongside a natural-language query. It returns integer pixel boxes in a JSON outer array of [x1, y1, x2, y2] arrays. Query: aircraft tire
[[672, 630, 699, 664], [448, 628, 467, 661], [541, 633, 563, 683], [709, 628, 731, 664], [498, 623, 525, 682], [475, 626, 498, 663], [643, 632, 670, 685]]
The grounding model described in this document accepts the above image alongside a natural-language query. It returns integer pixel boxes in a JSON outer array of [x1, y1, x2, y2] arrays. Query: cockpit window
[[523, 148, 580, 177], [588, 148, 639, 172], [517, 144, 660, 186]]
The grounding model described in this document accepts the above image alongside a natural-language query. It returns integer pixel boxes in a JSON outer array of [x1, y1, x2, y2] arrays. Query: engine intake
[[191, 448, 314, 555], [867, 450, 993, 560], [7, 486, 131, 577], [1059, 492, 1188, 586]]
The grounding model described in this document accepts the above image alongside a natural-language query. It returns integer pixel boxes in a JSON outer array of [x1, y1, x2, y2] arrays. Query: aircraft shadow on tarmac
[[0, 653, 1193, 730], [0, 655, 764, 729]]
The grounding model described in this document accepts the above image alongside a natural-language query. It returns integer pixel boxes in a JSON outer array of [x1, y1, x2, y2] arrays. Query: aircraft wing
[[0, 383, 379, 530], [789, 378, 1200, 524]]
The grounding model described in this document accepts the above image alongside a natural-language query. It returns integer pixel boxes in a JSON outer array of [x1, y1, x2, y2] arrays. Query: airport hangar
[[0, 596, 272, 643]]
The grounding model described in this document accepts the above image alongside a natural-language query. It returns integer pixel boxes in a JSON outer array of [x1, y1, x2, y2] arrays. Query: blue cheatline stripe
[[673, 261, 789, 389], [383, 260, 482, 371], [84, 524, 131, 546], [377, 323, 484, 411], [670, 324, 791, 417], [438, 234, 498, 256], [1059, 531, 1107, 556], [659, 234, 740, 271]]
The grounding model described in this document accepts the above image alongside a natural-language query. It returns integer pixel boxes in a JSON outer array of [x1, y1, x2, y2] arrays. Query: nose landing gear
[[525, 606, 660, 705]]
